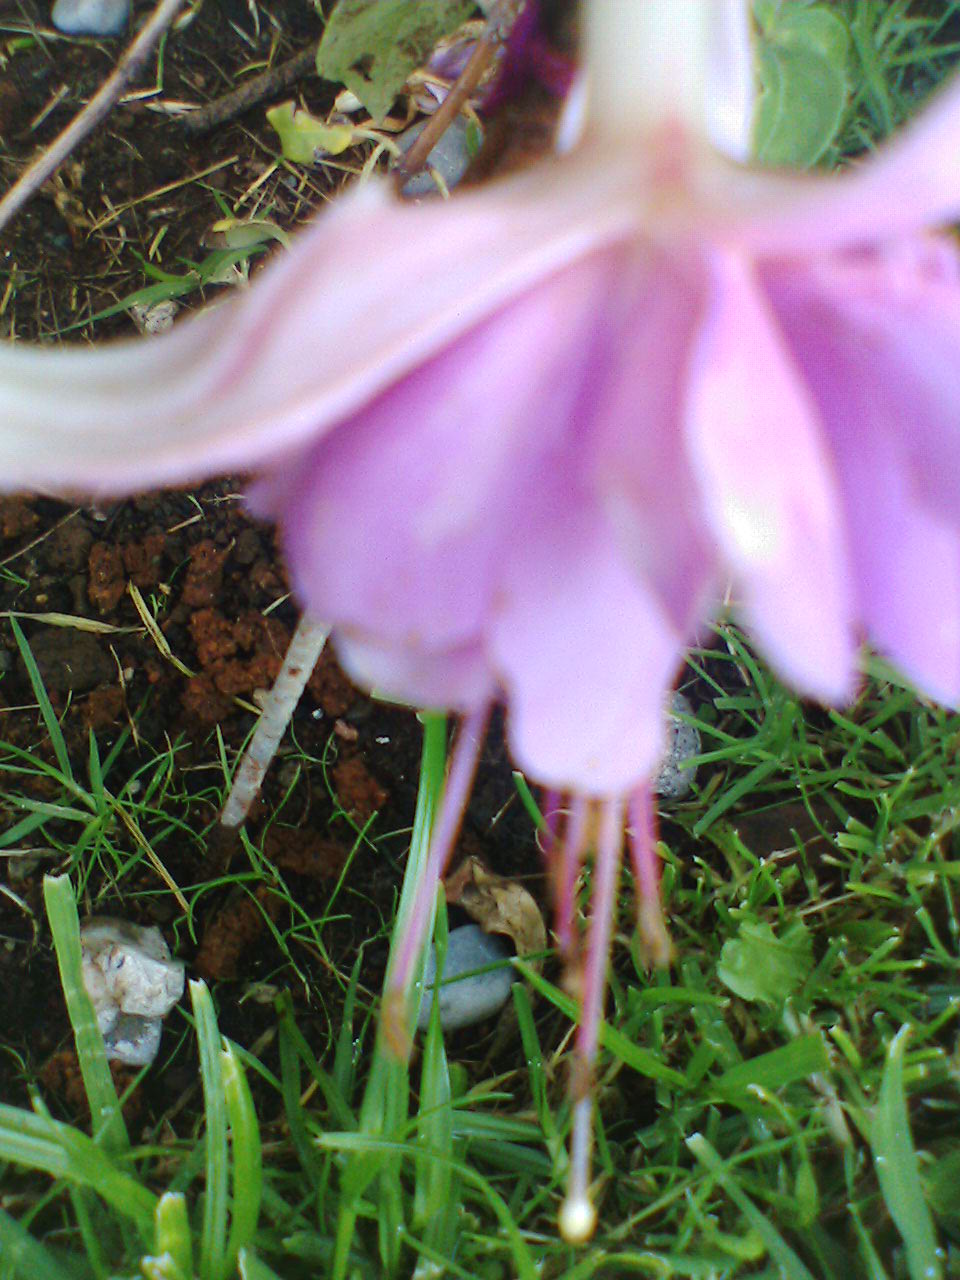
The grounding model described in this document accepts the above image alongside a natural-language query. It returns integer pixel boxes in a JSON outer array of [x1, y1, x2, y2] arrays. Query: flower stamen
[[558, 794, 623, 1240], [627, 783, 673, 968]]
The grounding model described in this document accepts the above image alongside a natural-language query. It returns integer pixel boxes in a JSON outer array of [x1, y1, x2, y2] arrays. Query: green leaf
[[265, 102, 357, 163], [754, 4, 850, 167], [315, 0, 474, 121], [718, 920, 813, 1004], [871, 1026, 942, 1280]]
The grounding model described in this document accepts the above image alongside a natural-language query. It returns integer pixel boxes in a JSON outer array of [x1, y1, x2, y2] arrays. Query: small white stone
[[51, 0, 129, 35], [129, 299, 178, 335], [416, 924, 513, 1032], [80, 917, 184, 1065]]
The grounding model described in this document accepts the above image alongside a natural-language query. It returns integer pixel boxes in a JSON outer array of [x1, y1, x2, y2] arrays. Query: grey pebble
[[654, 692, 701, 800], [397, 116, 476, 199], [416, 924, 513, 1032], [102, 1013, 163, 1067], [51, 0, 129, 37]]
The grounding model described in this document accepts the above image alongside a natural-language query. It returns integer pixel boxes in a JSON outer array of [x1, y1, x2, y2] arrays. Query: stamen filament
[[627, 783, 672, 967], [560, 795, 623, 1239], [559, 1097, 597, 1244]]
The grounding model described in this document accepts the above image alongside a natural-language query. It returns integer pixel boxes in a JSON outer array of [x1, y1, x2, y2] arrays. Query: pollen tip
[[639, 898, 674, 969], [559, 1193, 597, 1243]]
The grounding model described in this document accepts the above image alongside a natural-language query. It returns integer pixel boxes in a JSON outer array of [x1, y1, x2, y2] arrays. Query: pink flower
[[5, 0, 960, 1236]]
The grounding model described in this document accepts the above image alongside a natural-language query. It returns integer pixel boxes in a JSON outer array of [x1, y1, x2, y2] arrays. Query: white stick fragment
[[220, 614, 330, 828]]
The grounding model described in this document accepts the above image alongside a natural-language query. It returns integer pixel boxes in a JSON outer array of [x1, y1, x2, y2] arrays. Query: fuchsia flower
[[6, 0, 960, 1237]]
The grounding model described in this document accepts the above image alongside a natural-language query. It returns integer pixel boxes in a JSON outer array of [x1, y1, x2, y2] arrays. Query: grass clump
[[3, 646, 960, 1276]]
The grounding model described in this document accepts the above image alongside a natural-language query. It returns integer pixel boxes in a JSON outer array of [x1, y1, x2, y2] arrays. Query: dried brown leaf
[[445, 855, 547, 967]]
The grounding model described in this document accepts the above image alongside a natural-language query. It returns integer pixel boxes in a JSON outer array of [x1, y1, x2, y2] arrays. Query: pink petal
[[684, 250, 855, 702], [488, 483, 683, 796], [333, 629, 495, 711], [0, 160, 642, 495], [263, 250, 623, 649], [764, 253, 960, 703], [586, 245, 718, 634]]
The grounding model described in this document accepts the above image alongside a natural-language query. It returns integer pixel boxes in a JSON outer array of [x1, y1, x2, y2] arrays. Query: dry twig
[[397, 0, 525, 180], [181, 41, 319, 135]]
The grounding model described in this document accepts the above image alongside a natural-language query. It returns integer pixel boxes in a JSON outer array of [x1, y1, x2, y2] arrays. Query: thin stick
[[220, 614, 329, 828], [396, 0, 525, 181], [182, 41, 319, 135], [0, 0, 186, 235]]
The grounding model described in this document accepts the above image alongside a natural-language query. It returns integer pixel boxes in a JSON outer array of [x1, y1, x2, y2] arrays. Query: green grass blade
[[871, 1026, 942, 1280], [276, 1006, 324, 1190], [512, 983, 560, 1152], [413, 955, 455, 1250], [10, 617, 74, 784], [43, 874, 128, 1153], [276, 991, 355, 1131], [223, 1041, 263, 1269], [333, 713, 448, 1280], [319, 1133, 538, 1280], [0, 1103, 155, 1230], [687, 1133, 816, 1280], [713, 1033, 831, 1099], [514, 960, 688, 1088], [511, 770, 545, 829], [0, 1205, 78, 1280], [238, 1248, 284, 1280], [191, 980, 229, 1280], [154, 1191, 193, 1280]]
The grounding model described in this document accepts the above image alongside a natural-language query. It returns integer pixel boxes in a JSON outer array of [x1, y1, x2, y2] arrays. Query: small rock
[[80, 917, 184, 1066], [51, 0, 129, 35], [27, 627, 115, 695], [416, 923, 513, 1032], [129, 300, 178, 335], [102, 1013, 162, 1067], [397, 116, 477, 198], [654, 692, 701, 800]]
